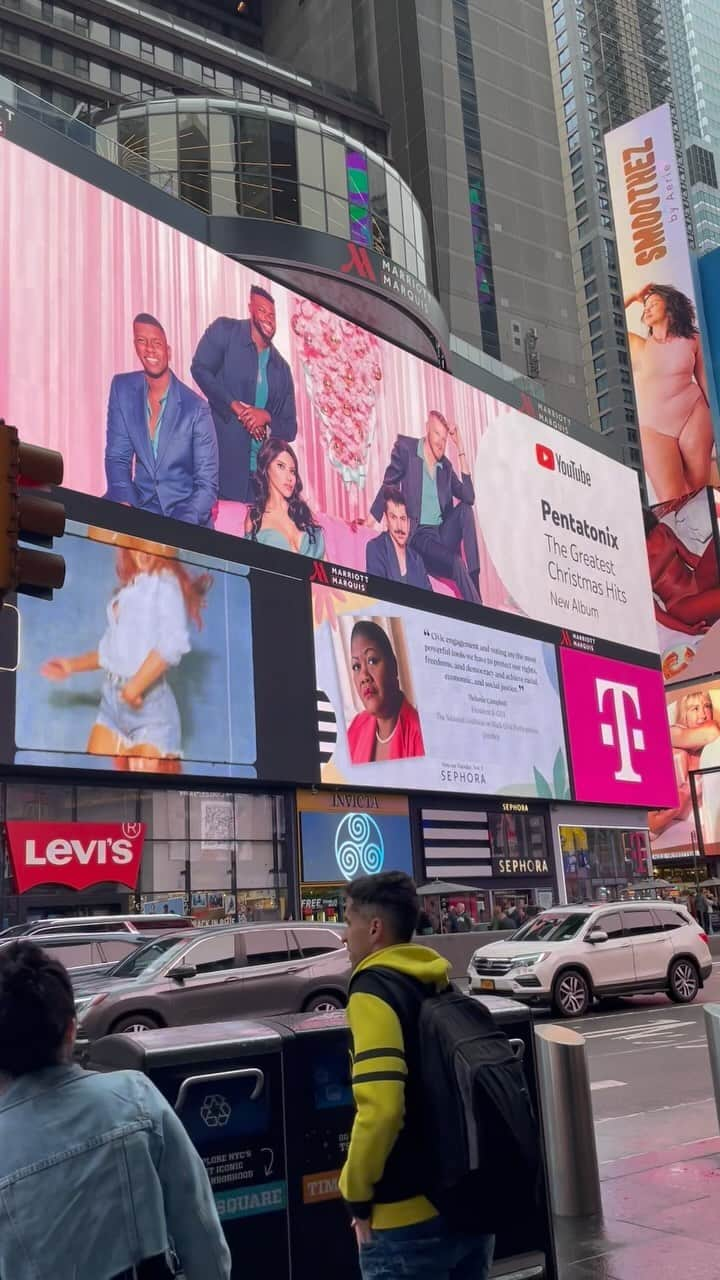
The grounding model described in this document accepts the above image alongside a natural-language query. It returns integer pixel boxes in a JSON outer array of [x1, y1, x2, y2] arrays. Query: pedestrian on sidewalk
[[697, 890, 711, 933], [0, 942, 231, 1280], [340, 871, 495, 1279]]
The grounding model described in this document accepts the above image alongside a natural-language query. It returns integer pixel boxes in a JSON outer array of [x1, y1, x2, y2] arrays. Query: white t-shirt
[[98, 570, 191, 679]]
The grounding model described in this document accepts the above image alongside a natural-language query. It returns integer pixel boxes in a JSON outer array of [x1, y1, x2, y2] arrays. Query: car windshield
[[512, 912, 591, 942], [0, 924, 30, 938], [108, 935, 188, 979]]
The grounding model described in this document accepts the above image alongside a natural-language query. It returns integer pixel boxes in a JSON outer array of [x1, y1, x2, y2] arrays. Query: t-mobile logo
[[595, 678, 645, 783]]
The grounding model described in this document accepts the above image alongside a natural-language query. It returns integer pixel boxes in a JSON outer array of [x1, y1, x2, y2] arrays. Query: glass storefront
[[0, 780, 289, 928], [420, 801, 557, 927], [560, 825, 651, 903]]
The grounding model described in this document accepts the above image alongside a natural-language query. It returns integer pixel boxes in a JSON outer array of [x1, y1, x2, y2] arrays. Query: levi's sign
[[4, 822, 146, 893]]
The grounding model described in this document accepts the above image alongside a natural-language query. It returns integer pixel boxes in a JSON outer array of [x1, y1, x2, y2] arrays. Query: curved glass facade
[[97, 99, 430, 284]]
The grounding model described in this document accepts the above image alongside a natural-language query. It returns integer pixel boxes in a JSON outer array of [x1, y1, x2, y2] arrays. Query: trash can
[[86, 1019, 291, 1279], [273, 998, 558, 1280], [268, 1011, 360, 1280], [469, 994, 558, 1280]]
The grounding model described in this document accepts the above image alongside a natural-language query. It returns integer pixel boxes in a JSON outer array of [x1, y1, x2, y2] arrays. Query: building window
[[238, 114, 270, 218], [269, 120, 298, 224], [178, 109, 211, 213], [346, 148, 371, 246]]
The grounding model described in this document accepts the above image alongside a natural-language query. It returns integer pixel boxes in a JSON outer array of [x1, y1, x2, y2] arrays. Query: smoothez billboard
[[605, 105, 716, 507], [0, 136, 655, 653]]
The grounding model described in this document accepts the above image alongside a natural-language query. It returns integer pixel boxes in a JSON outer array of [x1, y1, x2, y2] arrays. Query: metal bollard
[[534, 1024, 602, 1219], [704, 1004, 720, 1129]]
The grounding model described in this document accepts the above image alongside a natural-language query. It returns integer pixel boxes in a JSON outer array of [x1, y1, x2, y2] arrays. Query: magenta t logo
[[560, 649, 677, 807], [595, 679, 645, 783]]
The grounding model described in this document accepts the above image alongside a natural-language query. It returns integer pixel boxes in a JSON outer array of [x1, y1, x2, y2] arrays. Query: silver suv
[[468, 902, 712, 1017]]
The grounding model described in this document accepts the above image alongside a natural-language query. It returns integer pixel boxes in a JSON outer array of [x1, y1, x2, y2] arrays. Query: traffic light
[[0, 421, 65, 603]]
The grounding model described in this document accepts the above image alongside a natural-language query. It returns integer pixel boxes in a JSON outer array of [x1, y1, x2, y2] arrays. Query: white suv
[[467, 902, 712, 1018]]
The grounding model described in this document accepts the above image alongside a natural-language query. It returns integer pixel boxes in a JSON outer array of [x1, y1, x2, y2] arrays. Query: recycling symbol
[[200, 1094, 232, 1127]]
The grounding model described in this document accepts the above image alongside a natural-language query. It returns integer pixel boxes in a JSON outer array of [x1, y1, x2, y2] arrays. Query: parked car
[[73, 922, 350, 1045], [467, 901, 712, 1017], [0, 931, 154, 982], [0, 913, 194, 938]]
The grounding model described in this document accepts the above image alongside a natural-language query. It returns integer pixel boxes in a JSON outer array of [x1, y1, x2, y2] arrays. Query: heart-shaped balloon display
[[291, 298, 383, 489]]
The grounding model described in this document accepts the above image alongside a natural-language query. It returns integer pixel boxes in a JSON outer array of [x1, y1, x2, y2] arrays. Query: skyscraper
[[262, 0, 588, 422], [543, 0, 683, 474], [663, 0, 720, 254]]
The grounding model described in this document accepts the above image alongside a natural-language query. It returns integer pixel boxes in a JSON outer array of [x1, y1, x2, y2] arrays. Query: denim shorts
[[359, 1217, 494, 1280], [96, 678, 181, 756]]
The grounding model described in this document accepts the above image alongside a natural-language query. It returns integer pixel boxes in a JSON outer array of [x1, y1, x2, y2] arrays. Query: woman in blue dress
[[245, 438, 325, 557]]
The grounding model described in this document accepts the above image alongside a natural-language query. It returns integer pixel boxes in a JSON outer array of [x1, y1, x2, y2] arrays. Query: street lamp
[[691, 828, 700, 891]]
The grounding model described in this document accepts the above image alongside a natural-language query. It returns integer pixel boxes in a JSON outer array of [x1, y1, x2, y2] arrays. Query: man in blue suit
[[370, 411, 481, 603], [191, 286, 297, 503], [366, 487, 431, 591], [104, 314, 219, 527]]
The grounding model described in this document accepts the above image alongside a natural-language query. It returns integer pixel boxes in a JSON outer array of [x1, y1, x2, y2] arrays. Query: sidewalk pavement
[[556, 1131, 720, 1279]]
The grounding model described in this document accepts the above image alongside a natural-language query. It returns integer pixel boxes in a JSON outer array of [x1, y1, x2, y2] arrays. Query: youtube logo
[[536, 443, 556, 471], [535, 441, 591, 487]]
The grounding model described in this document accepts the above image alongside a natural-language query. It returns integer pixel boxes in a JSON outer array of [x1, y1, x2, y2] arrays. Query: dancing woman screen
[[0, 511, 317, 783], [0, 133, 656, 656]]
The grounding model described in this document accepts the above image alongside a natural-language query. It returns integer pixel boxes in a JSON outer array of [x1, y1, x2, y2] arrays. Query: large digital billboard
[[0, 508, 317, 782], [605, 105, 717, 507], [312, 583, 570, 799], [649, 676, 720, 857], [559, 648, 677, 809], [646, 487, 720, 684], [0, 135, 656, 654]]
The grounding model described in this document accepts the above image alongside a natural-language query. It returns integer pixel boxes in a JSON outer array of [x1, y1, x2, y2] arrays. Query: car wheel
[[553, 970, 590, 1018], [668, 958, 699, 1004], [303, 993, 345, 1013], [110, 1014, 160, 1034]]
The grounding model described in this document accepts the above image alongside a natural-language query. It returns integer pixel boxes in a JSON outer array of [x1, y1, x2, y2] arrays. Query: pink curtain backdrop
[[0, 139, 516, 608]]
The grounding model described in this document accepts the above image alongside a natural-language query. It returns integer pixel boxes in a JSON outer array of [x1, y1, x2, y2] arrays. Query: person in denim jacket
[[0, 942, 231, 1280]]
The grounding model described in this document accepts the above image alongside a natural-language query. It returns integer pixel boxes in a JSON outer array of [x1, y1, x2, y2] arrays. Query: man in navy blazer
[[104, 314, 219, 527], [191, 286, 297, 503], [366, 487, 431, 591], [370, 411, 481, 603]]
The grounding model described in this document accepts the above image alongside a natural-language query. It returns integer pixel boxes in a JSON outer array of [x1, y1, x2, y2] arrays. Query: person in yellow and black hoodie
[[340, 871, 495, 1280]]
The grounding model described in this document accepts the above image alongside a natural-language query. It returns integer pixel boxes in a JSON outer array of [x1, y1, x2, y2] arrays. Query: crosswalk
[[569, 1015, 707, 1050]]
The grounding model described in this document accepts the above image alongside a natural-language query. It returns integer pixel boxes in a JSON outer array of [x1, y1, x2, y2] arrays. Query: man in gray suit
[[370, 411, 481, 603]]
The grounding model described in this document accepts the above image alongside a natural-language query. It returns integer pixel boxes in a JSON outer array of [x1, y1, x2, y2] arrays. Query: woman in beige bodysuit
[[625, 284, 713, 502], [649, 690, 720, 838]]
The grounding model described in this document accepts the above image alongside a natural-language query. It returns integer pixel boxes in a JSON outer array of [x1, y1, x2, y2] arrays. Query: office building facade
[[262, 0, 588, 423], [543, 0, 687, 475], [663, 0, 720, 255]]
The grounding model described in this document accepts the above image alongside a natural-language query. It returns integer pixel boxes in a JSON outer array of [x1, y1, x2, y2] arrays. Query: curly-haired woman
[[625, 283, 713, 502]]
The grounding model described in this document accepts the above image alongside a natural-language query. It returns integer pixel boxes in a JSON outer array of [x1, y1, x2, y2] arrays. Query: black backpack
[[354, 968, 542, 1234]]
